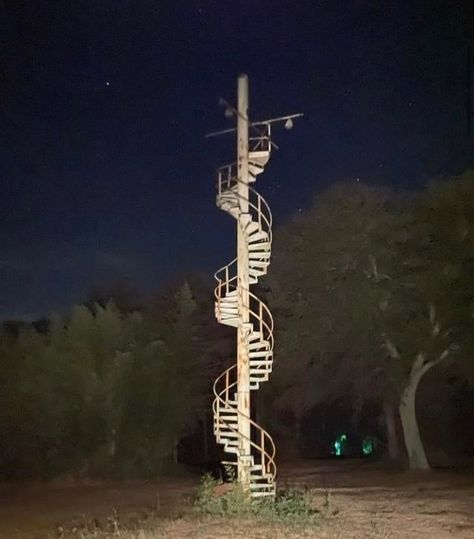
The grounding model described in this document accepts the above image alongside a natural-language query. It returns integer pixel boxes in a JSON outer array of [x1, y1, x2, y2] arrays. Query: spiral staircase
[[213, 126, 276, 498]]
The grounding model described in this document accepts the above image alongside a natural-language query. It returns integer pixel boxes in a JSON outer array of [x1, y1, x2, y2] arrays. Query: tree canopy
[[266, 172, 474, 467]]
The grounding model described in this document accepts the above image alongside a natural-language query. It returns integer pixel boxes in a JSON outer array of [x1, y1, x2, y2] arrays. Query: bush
[[194, 473, 320, 524]]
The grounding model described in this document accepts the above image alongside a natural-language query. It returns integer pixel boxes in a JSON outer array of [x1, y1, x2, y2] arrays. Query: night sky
[[1, 1, 473, 320]]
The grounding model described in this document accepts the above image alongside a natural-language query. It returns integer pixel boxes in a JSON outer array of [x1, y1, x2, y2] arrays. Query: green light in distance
[[333, 434, 347, 456]]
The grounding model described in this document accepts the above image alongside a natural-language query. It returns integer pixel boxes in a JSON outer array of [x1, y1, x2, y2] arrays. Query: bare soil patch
[[0, 477, 195, 538], [0, 460, 472, 538]]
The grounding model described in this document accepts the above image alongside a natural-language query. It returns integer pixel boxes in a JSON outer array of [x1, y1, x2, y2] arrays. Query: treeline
[[262, 170, 474, 469], [1, 170, 473, 479], [0, 282, 230, 480]]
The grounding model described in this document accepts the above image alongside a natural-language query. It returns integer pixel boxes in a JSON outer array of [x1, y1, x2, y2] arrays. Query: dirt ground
[[0, 460, 472, 538]]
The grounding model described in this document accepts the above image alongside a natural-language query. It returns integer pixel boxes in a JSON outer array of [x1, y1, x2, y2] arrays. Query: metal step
[[249, 266, 266, 274], [249, 162, 264, 176], [249, 251, 271, 259], [216, 424, 238, 432], [246, 221, 260, 234], [248, 241, 270, 251], [217, 190, 238, 200], [248, 231, 268, 242], [250, 362, 273, 370], [250, 359, 272, 368], [248, 242, 270, 253], [218, 311, 238, 319], [223, 439, 239, 447], [250, 475, 275, 485], [216, 419, 238, 426], [250, 474, 270, 481], [248, 340, 269, 351], [218, 415, 238, 422], [218, 315, 238, 323], [250, 372, 272, 380], [248, 331, 263, 342], [219, 297, 238, 304], [217, 197, 238, 208], [240, 212, 252, 224], [218, 204, 238, 213], [250, 371, 272, 380], [218, 192, 238, 202], [218, 408, 237, 414], [218, 307, 238, 315], [251, 490, 275, 498], [218, 310, 238, 317], [216, 429, 238, 437], [216, 294, 238, 305], [220, 431, 239, 438], [218, 317, 238, 327], [249, 261, 269, 269], [221, 293, 238, 300], [249, 151, 270, 167], [249, 259, 270, 268], [249, 268, 266, 278], [249, 350, 273, 359], [218, 306, 238, 313], [250, 375, 269, 383], [250, 481, 273, 491]]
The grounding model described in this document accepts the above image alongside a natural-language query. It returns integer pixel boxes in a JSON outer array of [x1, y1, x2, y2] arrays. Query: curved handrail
[[216, 164, 273, 244], [212, 364, 276, 480], [214, 257, 238, 300], [214, 275, 274, 354]]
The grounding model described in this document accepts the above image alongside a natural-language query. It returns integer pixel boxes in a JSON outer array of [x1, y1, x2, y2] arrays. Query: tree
[[0, 327, 47, 478], [268, 176, 473, 468], [147, 276, 234, 462], [388, 171, 474, 468], [31, 303, 135, 476], [118, 281, 212, 473], [0, 293, 209, 479], [267, 182, 405, 454]]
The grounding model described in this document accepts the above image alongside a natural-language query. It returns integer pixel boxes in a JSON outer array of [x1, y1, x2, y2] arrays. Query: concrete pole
[[236, 74, 251, 491]]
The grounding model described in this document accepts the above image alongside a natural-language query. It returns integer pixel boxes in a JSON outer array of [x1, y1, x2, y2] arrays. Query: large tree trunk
[[399, 353, 434, 470], [383, 398, 399, 461], [389, 309, 452, 471]]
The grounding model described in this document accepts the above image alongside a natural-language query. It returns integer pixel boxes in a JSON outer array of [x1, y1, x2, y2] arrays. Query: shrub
[[193, 473, 320, 524]]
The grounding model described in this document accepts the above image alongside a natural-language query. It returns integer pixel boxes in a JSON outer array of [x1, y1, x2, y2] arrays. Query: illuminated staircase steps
[[214, 143, 275, 498], [249, 151, 270, 167]]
